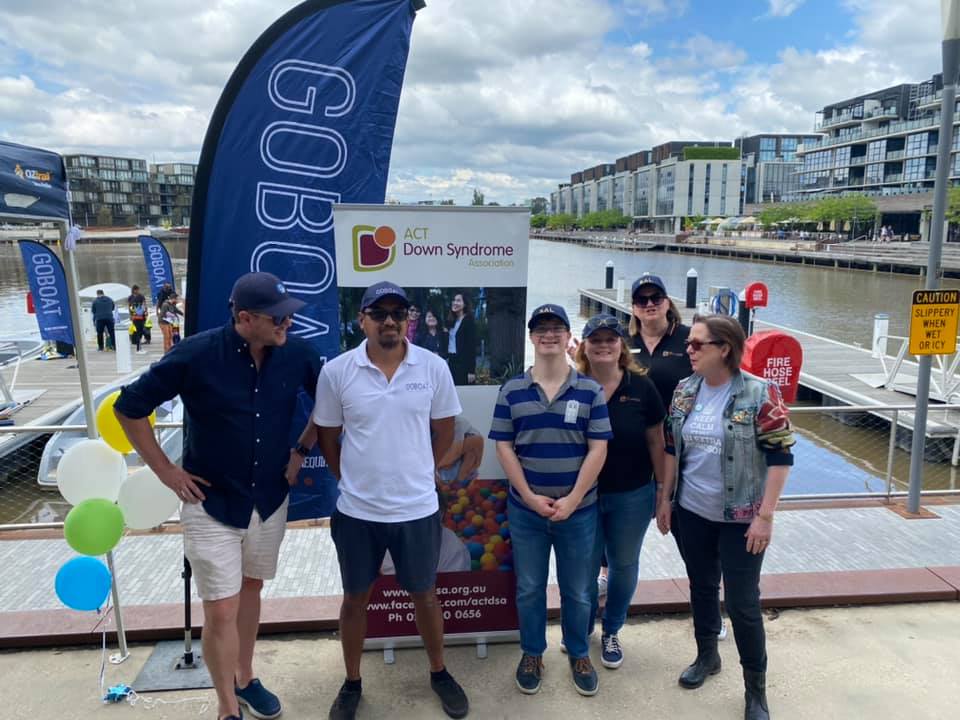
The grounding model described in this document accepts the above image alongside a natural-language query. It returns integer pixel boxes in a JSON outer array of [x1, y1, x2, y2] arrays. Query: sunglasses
[[684, 339, 725, 352], [250, 311, 293, 326], [364, 307, 409, 323], [633, 293, 665, 307]]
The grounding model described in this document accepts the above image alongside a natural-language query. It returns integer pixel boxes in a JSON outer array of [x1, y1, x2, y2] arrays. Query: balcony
[[849, 156, 867, 166], [883, 174, 904, 183], [886, 150, 905, 160], [801, 115, 948, 152]]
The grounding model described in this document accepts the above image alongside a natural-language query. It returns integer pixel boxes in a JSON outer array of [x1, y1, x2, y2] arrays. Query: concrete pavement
[[3, 602, 959, 719]]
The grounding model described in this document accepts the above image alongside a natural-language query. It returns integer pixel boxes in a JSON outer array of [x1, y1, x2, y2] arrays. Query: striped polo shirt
[[489, 368, 613, 514]]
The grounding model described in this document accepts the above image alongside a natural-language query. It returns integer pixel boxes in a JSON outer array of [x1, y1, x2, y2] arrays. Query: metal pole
[[60, 223, 130, 663], [908, 31, 960, 514], [886, 409, 899, 501]]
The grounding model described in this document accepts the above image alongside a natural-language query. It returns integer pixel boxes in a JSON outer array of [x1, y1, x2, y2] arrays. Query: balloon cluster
[[54, 391, 179, 612], [441, 478, 512, 572]]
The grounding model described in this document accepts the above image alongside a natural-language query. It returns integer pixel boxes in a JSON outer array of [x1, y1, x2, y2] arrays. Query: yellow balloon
[[95, 390, 154, 454]]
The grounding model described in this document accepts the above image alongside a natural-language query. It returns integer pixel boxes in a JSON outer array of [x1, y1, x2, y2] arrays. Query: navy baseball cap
[[631, 273, 667, 298], [527, 303, 571, 330], [229, 272, 304, 318], [360, 281, 410, 311], [582, 314, 625, 339]]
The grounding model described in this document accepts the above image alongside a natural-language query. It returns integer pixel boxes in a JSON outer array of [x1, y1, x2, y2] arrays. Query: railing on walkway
[[2, 406, 960, 530]]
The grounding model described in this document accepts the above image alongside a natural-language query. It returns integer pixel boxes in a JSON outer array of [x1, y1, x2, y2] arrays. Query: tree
[[546, 213, 576, 230], [757, 202, 809, 227], [96, 206, 113, 227], [529, 197, 548, 215], [683, 215, 705, 232], [439, 198, 455, 205], [471, 188, 485, 206], [530, 213, 548, 228]]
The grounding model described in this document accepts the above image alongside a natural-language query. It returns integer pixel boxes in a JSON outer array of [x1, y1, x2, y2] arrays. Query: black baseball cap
[[229, 272, 305, 318], [631, 273, 667, 298], [527, 303, 571, 330], [360, 281, 410, 311], [582, 314, 625, 339]]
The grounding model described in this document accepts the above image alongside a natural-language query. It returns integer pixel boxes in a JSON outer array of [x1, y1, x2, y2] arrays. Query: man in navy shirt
[[115, 272, 323, 720]]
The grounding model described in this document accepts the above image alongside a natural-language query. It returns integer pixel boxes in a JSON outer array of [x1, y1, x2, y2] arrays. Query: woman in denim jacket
[[656, 314, 794, 720]]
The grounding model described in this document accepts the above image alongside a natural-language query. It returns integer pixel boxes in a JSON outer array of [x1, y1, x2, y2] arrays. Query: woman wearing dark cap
[[658, 314, 794, 720], [574, 314, 665, 671]]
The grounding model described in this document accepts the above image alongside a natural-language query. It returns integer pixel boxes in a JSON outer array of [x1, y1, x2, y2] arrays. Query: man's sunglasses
[[250, 311, 293, 326], [364, 307, 409, 323], [633, 293, 665, 307], [684, 339, 725, 352]]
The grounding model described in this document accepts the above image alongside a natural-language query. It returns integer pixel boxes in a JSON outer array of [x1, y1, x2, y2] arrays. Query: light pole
[[907, 0, 960, 513]]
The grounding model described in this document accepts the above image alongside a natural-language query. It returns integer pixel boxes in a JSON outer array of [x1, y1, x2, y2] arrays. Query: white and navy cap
[[229, 272, 304, 317], [360, 281, 410, 311], [527, 303, 571, 330]]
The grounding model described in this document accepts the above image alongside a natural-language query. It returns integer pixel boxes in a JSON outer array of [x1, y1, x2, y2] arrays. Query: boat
[[0, 334, 46, 424], [36, 380, 183, 489]]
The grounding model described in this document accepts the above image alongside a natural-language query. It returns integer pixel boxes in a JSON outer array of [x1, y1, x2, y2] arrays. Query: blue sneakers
[[600, 633, 623, 669], [235, 679, 282, 719]]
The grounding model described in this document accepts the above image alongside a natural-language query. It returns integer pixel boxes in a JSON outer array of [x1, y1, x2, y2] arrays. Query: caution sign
[[909, 289, 960, 355]]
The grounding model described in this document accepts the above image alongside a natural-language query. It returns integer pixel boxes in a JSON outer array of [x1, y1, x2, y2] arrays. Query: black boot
[[743, 669, 770, 720], [678, 636, 721, 689]]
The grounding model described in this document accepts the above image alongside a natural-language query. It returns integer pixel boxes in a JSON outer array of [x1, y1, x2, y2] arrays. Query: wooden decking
[[0, 331, 165, 455], [578, 287, 960, 443]]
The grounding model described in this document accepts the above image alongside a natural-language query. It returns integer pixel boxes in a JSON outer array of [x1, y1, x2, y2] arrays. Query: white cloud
[[766, 0, 805, 18], [0, 0, 949, 204]]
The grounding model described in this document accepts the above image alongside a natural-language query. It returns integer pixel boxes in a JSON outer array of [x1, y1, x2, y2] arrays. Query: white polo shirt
[[312, 339, 462, 522]]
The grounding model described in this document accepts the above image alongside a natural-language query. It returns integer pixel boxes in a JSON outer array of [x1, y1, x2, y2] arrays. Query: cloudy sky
[[0, 0, 946, 205]]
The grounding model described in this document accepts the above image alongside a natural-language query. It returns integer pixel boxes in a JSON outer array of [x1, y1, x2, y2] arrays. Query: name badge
[[564, 400, 580, 424]]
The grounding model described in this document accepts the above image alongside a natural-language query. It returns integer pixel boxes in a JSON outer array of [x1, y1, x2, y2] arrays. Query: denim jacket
[[665, 371, 794, 522]]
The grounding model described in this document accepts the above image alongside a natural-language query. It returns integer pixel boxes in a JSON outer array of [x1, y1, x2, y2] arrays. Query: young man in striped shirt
[[489, 304, 611, 697]]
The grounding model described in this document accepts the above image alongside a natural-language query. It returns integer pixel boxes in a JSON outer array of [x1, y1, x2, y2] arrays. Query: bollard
[[116, 326, 132, 373], [872, 313, 889, 359], [686, 268, 698, 308], [605, 261, 614, 289], [738, 290, 751, 336], [617, 275, 626, 303]]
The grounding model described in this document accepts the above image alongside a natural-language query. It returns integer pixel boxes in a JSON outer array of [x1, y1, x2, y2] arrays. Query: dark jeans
[[671, 507, 723, 630], [589, 484, 655, 635], [131, 319, 146, 350], [95, 318, 116, 351], [675, 505, 767, 672]]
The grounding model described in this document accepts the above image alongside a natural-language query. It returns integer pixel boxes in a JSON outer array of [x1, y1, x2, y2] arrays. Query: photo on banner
[[333, 204, 529, 641]]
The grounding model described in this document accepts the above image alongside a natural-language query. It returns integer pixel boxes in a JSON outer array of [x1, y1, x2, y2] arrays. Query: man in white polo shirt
[[311, 281, 469, 720]]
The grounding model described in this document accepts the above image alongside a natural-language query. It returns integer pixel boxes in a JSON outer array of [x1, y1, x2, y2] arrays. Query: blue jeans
[[509, 502, 598, 659], [589, 484, 656, 635]]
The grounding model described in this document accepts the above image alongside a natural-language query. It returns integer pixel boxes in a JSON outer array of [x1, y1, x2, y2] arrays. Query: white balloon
[[117, 467, 181, 530], [57, 439, 127, 505]]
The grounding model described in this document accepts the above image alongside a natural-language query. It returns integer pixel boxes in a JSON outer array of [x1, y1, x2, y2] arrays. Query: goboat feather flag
[[187, 0, 421, 519], [18, 240, 76, 345], [137, 236, 175, 302]]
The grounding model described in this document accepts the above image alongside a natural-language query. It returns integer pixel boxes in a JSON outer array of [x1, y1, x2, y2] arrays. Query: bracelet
[[757, 511, 774, 522]]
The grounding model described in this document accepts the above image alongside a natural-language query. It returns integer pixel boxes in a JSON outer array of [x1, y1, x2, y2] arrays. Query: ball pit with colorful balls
[[441, 478, 511, 571]]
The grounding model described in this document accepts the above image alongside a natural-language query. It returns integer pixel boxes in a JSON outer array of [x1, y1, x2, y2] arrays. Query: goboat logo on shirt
[[405, 382, 433, 392], [353, 224, 397, 272]]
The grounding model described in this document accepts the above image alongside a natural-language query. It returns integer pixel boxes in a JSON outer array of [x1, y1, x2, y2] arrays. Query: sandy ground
[[3, 602, 959, 719]]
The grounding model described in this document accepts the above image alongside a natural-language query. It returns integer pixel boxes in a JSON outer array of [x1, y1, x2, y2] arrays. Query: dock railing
[[3, 406, 960, 530], [874, 334, 960, 402]]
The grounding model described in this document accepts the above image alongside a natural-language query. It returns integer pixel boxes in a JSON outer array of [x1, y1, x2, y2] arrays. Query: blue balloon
[[55, 556, 112, 611]]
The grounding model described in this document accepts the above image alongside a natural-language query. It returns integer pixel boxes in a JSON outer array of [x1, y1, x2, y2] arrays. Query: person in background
[[91, 289, 116, 352], [490, 303, 610, 698], [574, 314, 665, 671], [658, 314, 794, 720], [159, 292, 184, 351], [128, 284, 148, 354], [405, 303, 421, 343], [115, 272, 323, 720], [447, 292, 477, 385], [415, 309, 448, 358], [156, 281, 176, 349]]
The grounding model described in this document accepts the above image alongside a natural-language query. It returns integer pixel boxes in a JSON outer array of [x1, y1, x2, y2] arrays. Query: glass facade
[[597, 177, 611, 211], [720, 164, 728, 215], [906, 132, 928, 157], [656, 167, 675, 216], [865, 163, 884, 184], [780, 137, 798, 162], [613, 176, 625, 213], [759, 137, 776, 162], [687, 167, 695, 216], [634, 172, 650, 216], [703, 163, 711, 214]]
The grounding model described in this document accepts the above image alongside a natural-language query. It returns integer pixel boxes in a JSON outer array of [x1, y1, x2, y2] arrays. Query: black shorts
[[331, 509, 441, 595]]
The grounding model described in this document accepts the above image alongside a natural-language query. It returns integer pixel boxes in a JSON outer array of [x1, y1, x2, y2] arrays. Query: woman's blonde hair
[[628, 297, 682, 337], [575, 335, 648, 376]]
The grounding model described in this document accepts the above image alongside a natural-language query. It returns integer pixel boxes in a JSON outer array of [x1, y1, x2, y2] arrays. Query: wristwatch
[[293, 443, 311, 458]]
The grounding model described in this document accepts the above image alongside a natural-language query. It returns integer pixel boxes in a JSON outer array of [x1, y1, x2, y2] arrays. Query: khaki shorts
[[181, 497, 289, 601]]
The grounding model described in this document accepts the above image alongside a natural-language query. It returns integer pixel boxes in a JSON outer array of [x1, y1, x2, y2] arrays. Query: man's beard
[[377, 333, 400, 350]]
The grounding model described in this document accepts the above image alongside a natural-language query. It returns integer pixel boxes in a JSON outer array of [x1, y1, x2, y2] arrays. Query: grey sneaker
[[569, 656, 599, 696], [718, 617, 728, 641], [515, 654, 543, 694]]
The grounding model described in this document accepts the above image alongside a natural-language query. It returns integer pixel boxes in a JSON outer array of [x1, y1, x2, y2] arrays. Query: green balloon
[[64, 499, 124, 556]]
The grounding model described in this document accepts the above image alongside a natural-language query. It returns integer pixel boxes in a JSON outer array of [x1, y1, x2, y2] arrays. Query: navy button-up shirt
[[115, 323, 323, 528]]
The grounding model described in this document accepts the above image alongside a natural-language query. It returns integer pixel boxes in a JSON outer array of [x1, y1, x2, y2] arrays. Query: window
[[720, 164, 728, 215], [703, 163, 711, 214], [780, 137, 798, 162], [906, 133, 928, 157], [865, 163, 884, 184], [759, 137, 777, 163], [613, 176, 625, 213], [597, 178, 610, 211], [904, 157, 926, 181], [834, 146, 851, 167], [952, 153, 960, 176], [687, 166, 695, 215], [634, 172, 650, 216], [656, 167, 675, 216], [867, 140, 885, 163]]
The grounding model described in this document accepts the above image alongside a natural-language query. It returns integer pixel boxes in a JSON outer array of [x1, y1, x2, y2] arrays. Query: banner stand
[[59, 222, 130, 664], [364, 630, 520, 664]]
